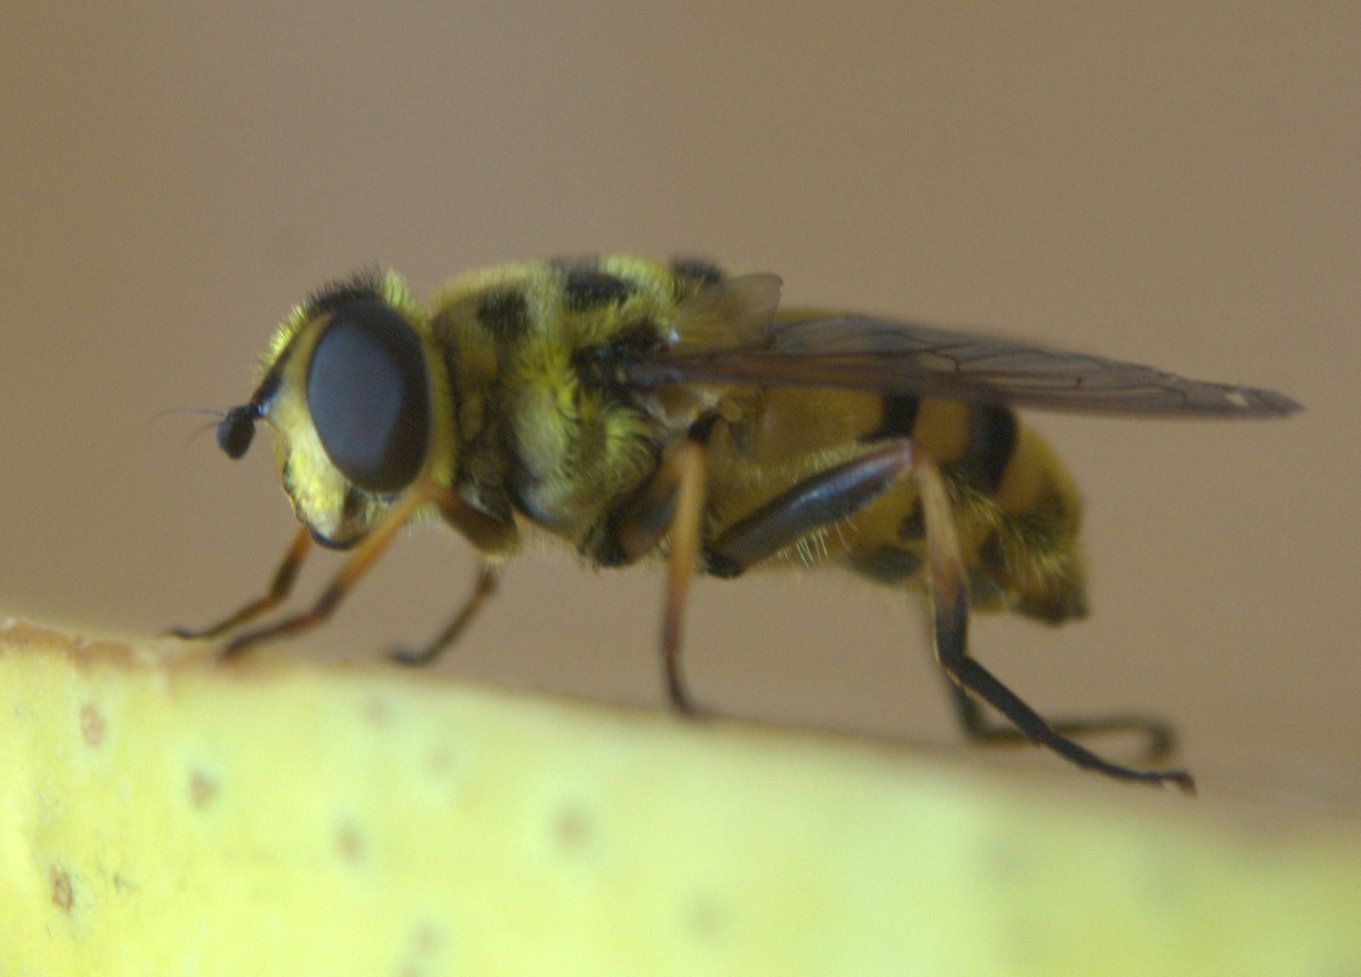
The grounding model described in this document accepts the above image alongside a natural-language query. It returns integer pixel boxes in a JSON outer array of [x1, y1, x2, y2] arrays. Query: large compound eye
[[306, 299, 430, 493]]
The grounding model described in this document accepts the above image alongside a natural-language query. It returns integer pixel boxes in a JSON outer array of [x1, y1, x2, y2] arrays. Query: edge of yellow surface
[[1, 618, 1357, 977]]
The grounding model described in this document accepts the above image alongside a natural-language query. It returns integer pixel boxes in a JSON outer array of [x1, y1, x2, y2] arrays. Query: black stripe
[[862, 394, 920, 443], [849, 545, 923, 584], [978, 529, 1007, 575], [304, 269, 386, 320], [898, 501, 925, 540], [476, 289, 530, 339], [670, 257, 725, 288], [564, 270, 634, 311], [947, 405, 1018, 494]]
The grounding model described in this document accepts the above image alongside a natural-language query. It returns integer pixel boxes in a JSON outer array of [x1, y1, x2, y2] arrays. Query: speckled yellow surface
[[1, 619, 1357, 976]]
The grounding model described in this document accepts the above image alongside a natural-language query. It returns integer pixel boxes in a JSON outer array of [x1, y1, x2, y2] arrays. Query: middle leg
[[390, 561, 501, 666]]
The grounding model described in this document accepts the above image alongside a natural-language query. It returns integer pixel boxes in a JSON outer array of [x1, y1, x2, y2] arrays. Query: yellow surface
[[1, 619, 1357, 977]]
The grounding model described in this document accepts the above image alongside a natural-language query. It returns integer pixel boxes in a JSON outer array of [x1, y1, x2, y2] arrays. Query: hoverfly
[[174, 255, 1300, 792]]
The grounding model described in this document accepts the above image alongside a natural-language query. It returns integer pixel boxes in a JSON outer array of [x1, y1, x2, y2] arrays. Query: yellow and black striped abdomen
[[867, 395, 1087, 624], [706, 388, 1087, 625]]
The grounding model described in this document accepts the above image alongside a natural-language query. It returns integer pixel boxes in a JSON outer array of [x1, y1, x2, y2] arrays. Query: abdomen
[[703, 388, 1088, 624]]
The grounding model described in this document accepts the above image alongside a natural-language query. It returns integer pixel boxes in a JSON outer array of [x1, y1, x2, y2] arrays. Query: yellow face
[[223, 270, 456, 548]]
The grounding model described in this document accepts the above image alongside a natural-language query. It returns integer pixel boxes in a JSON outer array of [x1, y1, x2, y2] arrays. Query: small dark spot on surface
[[426, 744, 457, 775], [365, 695, 393, 726], [80, 703, 104, 746], [685, 893, 730, 940], [188, 769, 219, 808], [411, 921, 442, 954], [554, 805, 594, 850], [396, 921, 445, 977], [336, 821, 366, 863], [50, 865, 73, 912]]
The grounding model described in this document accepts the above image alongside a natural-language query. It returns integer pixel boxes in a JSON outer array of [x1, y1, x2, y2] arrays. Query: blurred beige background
[[1, 4, 1355, 808]]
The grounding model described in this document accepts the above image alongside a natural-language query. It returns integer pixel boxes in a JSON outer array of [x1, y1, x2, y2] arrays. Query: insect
[[174, 255, 1300, 792]]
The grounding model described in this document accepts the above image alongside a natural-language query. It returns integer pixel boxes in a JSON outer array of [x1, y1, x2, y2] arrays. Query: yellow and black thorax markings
[[433, 255, 728, 347], [423, 256, 729, 540]]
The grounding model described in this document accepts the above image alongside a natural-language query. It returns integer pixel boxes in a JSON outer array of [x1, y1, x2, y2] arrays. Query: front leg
[[389, 561, 501, 666], [587, 435, 696, 568], [220, 482, 516, 660], [583, 420, 724, 711], [169, 524, 313, 641], [660, 428, 712, 711]]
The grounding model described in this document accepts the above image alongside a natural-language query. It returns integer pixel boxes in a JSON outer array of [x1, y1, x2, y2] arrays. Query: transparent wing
[[625, 298, 1300, 417]]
